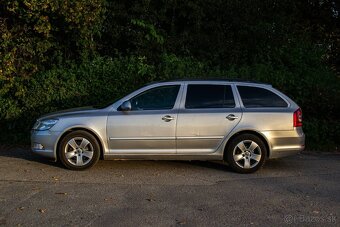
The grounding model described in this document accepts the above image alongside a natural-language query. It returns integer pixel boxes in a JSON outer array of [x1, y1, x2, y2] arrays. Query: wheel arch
[[223, 130, 271, 160], [55, 127, 105, 161]]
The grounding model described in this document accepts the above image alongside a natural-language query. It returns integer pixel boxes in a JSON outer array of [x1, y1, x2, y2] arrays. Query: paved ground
[[0, 146, 339, 227]]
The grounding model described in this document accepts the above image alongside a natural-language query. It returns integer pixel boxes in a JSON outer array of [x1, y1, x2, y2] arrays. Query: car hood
[[38, 106, 99, 120]]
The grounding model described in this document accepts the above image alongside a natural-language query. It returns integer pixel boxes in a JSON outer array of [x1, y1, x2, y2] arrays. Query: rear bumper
[[263, 128, 305, 159], [31, 130, 61, 160]]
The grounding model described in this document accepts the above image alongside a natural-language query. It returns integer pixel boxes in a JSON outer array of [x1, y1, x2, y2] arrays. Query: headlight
[[32, 119, 59, 131]]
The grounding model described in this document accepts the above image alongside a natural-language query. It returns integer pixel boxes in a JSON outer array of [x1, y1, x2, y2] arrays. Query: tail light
[[293, 108, 303, 127]]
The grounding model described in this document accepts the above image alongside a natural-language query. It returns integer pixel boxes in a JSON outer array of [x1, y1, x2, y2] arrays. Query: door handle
[[226, 114, 238, 121], [162, 115, 175, 122]]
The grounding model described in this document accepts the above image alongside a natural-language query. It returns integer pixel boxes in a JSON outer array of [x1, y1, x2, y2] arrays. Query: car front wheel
[[59, 130, 100, 170]]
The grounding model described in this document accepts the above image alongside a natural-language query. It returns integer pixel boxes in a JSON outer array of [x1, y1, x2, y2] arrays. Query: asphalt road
[[0, 146, 339, 227]]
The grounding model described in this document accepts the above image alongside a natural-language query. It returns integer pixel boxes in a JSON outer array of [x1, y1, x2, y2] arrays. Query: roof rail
[[148, 78, 271, 86]]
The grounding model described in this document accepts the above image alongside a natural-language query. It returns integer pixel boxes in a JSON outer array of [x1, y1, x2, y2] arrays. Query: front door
[[107, 85, 181, 153]]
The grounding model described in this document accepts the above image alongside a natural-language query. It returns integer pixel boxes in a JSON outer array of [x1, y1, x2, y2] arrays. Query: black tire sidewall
[[59, 130, 100, 170], [226, 134, 266, 174]]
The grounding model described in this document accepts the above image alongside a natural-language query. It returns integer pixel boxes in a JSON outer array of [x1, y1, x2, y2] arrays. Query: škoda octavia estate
[[31, 80, 305, 173]]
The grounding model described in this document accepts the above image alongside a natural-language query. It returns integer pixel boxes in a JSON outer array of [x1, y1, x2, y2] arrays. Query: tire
[[226, 134, 266, 174], [58, 130, 100, 170]]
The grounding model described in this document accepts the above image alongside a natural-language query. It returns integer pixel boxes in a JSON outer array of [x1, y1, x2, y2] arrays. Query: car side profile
[[31, 80, 305, 173]]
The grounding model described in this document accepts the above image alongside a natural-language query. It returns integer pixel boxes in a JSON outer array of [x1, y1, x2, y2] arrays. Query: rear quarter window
[[237, 86, 288, 108]]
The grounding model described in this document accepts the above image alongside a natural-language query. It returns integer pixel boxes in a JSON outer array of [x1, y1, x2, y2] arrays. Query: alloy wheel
[[64, 137, 94, 166], [232, 140, 262, 169]]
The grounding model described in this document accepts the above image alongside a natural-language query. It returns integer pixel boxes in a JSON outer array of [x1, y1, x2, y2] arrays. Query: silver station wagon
[[31, 80, 305, 173]]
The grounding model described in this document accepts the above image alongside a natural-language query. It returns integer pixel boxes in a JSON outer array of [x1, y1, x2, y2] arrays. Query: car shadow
[[0, 145, 62, 168], [172, 160, 233, 172], [176, 157, 297, 173]]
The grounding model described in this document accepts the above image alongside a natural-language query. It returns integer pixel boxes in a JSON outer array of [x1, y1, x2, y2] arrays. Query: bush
[[0, 56, 155, 142], [0, 54, 339, 151]]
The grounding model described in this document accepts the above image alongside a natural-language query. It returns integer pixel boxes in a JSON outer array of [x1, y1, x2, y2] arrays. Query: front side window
[[185, 85, 235, 109], [130, 85, 180, 110], [237, 86, 288, 108]]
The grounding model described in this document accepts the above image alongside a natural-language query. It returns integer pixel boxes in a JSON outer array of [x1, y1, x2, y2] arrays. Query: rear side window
[[237, 86, 288, 108], [185, 85, 235, 109]]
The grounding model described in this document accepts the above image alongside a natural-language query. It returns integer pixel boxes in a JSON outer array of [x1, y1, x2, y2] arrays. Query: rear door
[[176, 83, 242, 153]]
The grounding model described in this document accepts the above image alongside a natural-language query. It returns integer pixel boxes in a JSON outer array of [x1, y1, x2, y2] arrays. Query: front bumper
[[31, 130, 61, 160]]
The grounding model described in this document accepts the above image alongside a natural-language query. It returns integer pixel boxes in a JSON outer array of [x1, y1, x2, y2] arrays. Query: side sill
[[103, 154, 223, 161]]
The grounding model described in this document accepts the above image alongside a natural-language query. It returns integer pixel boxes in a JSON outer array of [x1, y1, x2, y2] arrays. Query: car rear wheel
[[226, 134, 266, 173], [59, 130, 100, 170]]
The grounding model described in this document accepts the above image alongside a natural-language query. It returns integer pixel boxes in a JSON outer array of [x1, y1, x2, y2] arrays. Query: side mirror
[[120, 100, 132, 111]]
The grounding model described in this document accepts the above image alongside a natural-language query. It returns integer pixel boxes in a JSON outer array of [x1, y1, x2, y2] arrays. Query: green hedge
[[0, 54, 339, 150]]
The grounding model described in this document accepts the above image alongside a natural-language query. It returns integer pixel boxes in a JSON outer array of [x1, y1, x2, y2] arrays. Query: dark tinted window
[[185, 85, 235, 109], [237, 86, 288, 108], [130, 85, 180, 110]]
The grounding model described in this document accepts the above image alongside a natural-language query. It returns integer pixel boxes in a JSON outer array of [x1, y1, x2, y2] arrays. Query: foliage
[[0, 0, 105, 80], [100, 0, 339, 67], [0, 0, 339, 150], [1, 55, 339, 150]]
